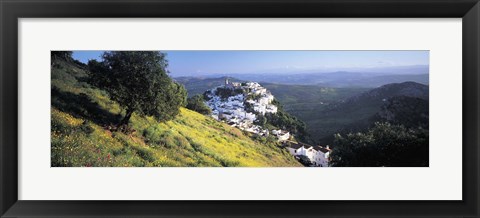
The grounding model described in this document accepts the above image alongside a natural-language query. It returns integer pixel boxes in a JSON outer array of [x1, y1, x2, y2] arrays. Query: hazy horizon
[[72, 50, 429, 77]]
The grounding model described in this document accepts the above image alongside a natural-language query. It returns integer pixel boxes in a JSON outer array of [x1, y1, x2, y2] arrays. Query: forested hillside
[[312, 82, 429, 143]]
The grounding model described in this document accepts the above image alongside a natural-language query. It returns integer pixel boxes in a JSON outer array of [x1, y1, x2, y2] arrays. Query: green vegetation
[[87, 51, 187, 129], [179, 78, 367, 144], [51, 54, 301, 167], [373, 96, 429, 129], [262, 83, 368, 142], [263, 83, 367, 108], [245, 96, 309, 142], [175, 76, 243, 97], [186, 94, 211, 115], [316, 82, 428, 144], [215, 87, 244, 99], [51, 51, 73, 63], [264, 82, 429, 144], [261, 110, 309, 143], [330, 122, 429, 167], [268, 110, 306, 134]]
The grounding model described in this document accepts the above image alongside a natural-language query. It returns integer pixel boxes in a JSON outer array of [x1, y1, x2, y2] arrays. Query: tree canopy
[[330, 122, 428, 167], [87, 51, 187, 128], [262, 98, 309, 142], [51, 51, 73, 62], [186, 94, 211, 115]]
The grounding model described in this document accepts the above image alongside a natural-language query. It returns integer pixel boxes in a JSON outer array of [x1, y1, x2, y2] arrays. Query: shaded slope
[[314, 82, 429, 143], [374, 96, 429, 129]]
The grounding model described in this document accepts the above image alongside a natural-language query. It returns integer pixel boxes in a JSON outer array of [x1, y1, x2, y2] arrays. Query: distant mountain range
[[176, 65, 428, 88], [175, 70, 428, 95], [220, 72, 428, 87]]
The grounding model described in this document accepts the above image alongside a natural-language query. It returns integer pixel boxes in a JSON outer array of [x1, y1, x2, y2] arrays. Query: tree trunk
[[117, 109, 134, 129]]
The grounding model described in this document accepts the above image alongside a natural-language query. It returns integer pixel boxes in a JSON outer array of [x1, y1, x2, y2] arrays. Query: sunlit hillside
[[51, 59, 302, 167]]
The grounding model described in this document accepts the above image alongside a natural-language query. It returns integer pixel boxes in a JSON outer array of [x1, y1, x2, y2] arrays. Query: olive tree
[[88, 51, 187, 128]]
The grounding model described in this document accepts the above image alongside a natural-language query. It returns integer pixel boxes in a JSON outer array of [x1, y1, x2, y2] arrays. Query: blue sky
[[72, 51, 429, 77]]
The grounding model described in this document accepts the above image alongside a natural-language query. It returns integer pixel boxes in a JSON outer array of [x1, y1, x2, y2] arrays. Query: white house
[[286, 143, 304, 156], [258, 96, 270, 105], [266, 93, 274, 102], [265, 104, 278, 114], [272, 129, 290, 141], [253, 104, 267, 115], [286, 143, 314, 160], [285, 143, 331, 167], [312, 146, 331, 167], [245, 112, 256, 121]]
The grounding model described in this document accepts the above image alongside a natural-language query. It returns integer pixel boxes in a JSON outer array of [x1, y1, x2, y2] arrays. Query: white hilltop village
[[204, 78, 331, 167]]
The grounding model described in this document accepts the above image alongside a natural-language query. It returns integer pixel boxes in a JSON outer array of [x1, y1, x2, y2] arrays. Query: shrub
[[186, 94, 211, 115], [80, 121, 95, 134], [143, 125, 163, 144], [330, 122, 429, 167]]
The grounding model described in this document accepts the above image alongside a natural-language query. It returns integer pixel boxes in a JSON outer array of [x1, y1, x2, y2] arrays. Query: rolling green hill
[[314, 82, 429, 144], [176, 77, 368, 143], [51, 60, 302, 167], [175, 76, 429, 146], [261, 83, 368, 136]]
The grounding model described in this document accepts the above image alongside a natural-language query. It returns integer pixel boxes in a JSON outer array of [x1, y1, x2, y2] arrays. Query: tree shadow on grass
[[51, 87, 122, 127]]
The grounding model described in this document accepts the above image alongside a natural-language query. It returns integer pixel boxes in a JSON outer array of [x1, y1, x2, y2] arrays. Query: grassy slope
[[51, 60, 301, 167]]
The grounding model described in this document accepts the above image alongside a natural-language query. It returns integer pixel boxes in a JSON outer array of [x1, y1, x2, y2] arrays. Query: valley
[[54, 50, 430, 167], [177, 75, 429, 145]]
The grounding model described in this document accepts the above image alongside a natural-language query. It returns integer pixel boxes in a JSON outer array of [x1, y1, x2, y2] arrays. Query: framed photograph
[[1, 0, 479, 217]]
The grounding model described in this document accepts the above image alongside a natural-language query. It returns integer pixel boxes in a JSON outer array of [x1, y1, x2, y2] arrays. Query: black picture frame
[[1, 0, 479, 217]]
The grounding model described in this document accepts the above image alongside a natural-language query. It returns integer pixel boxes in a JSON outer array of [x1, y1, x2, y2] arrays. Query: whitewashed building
[[271, 129, 290, 141], [204, 79, 289, 139], [265, 104, 278, 114], [286, 143, 331, 167], [312, 146, 331, 167]]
